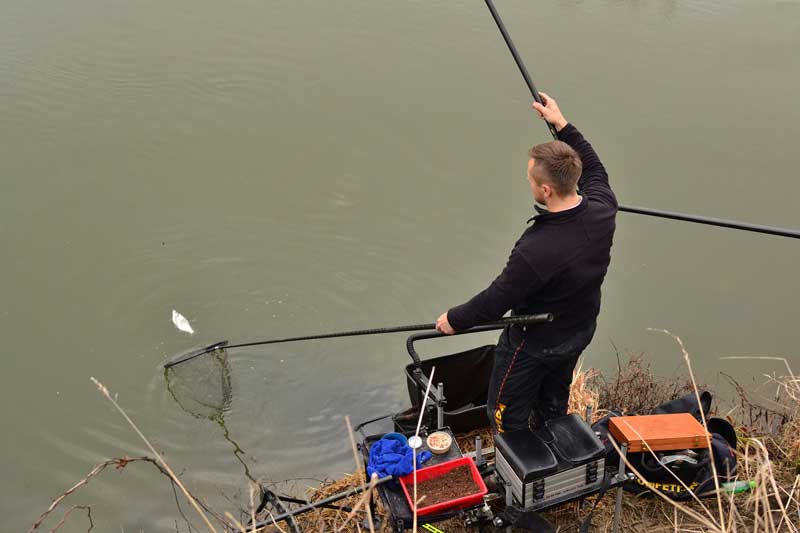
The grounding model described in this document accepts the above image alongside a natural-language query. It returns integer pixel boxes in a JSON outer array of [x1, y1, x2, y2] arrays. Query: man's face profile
[[527, 158, 549, 205]]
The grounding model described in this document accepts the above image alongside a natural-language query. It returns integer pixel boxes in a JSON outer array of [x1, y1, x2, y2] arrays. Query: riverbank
[[286, 348, 800, 532], [28, 341, 799, 532]]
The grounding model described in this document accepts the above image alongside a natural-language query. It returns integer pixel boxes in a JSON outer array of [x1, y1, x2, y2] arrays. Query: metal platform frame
[[359, 385, 630, 532]]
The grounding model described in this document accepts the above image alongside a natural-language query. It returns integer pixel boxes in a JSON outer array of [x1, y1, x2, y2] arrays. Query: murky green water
[[2, 0, 798, 530]]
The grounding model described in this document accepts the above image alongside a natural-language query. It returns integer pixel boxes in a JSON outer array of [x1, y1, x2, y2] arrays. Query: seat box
[[494, 414, 606, 510]]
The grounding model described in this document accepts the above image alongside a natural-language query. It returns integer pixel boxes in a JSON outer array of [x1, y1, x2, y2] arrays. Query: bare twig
[[224, 512, 247, 533], [615, 416, 717, 523], [168, 472, 195, 532], [608, 437, 719, 530], [28, 460, 112, 532], [412, 366, 435, 533], [333, 473, 379, 533], [90, 377, 218, 533], [345, 416, 374, 532], [648, 328, 725, 528], [50, 505, 92, 532], [29, 457, 164, 532], [249, 483, 262, 533], [266, 509, 288, 533]]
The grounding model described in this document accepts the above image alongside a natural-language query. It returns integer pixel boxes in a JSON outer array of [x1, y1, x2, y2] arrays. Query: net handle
[[163, 314, 553, 368]]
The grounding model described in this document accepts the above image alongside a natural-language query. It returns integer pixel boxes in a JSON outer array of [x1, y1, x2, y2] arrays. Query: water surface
[[1, 1, 798, 530]]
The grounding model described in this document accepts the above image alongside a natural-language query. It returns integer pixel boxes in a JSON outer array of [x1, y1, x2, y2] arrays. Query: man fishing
[[435, 93, 617, 433]]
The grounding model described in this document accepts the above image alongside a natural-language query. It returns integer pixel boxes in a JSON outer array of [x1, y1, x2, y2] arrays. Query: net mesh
[[163, 345, 305, 532], [164, 347, 232, 423]]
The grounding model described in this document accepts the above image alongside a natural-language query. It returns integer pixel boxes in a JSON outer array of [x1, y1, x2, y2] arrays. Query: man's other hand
[[436, 312, 455, 335], [532, 91, 568, 132]]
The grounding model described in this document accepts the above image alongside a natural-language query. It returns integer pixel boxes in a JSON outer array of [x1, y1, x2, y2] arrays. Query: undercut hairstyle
[[528, 141, 582, 196]]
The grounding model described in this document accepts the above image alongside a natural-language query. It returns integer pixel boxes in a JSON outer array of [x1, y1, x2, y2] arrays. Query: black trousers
[[486, 322, 597, 433]]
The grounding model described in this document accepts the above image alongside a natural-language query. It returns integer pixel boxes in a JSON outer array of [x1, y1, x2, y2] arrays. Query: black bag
[[396, 344, 495, 433], [592, 392, 737, 500]]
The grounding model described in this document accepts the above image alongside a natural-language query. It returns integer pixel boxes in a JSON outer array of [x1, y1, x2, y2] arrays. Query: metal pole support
[[504, 480, 513, 533], [612, 442, 628, 533], [436, 382, 444, 429]]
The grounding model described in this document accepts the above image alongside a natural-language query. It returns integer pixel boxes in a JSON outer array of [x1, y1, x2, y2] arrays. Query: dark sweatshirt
[[447, 123, 617, 348]]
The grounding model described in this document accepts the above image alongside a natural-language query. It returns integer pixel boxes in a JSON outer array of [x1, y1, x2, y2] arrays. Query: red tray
[[399, 456, 488, 516]]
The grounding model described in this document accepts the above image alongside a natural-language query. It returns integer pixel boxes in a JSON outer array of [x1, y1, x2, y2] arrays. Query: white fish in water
[[171, 309, 194, 334]]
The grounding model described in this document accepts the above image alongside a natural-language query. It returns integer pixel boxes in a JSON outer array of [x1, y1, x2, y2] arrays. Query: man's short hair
[[528, 141, 582, 196]]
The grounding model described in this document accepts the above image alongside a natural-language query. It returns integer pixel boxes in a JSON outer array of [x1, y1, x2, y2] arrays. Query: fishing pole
[[484, 0, 800, 241], [163, 313, 553, 368]]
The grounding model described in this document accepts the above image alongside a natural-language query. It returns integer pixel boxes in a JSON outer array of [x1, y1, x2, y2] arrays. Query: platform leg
[[612, 442, 628, 533], [504, 480, 513, 533]]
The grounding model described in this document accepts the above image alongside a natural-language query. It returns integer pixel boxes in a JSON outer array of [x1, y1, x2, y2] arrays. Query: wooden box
[[608, 413, 710, 453]]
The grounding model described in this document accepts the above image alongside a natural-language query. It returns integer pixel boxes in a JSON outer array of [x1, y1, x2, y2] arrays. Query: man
[[435, 93, 617, 433]]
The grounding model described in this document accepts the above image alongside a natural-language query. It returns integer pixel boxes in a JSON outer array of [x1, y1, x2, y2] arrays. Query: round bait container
[[426, 431, 452, 454]]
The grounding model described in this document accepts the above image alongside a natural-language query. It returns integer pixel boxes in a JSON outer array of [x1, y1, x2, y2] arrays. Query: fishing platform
[[351, 328, 633, 532]]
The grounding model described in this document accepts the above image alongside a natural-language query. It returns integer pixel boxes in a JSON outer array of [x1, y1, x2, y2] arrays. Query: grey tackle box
[[494, 414, 606, 510]]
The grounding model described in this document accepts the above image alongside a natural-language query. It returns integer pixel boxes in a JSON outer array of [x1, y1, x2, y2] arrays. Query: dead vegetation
[[591, 350, 697, 418]]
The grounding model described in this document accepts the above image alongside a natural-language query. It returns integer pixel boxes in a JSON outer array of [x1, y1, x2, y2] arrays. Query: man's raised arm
[[533, 93, 617, 208]]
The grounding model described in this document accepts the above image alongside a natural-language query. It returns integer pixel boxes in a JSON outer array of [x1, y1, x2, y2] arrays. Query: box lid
[[609, 413, 711, 452], [545, 414, 606, 464], [495, 430, 558, 480]]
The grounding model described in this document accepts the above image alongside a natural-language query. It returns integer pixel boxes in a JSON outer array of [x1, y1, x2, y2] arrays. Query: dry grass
[[588, 337, 800, 533], [272, 473, 383, 533], [568, 360, 600, 420], [454, 427, 495, 454], [89, 377, 222, 532], [591, 351, 697, 417]]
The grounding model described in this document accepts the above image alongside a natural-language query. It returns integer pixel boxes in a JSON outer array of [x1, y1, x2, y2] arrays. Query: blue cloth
[[380, 432, 408, 446], [367, 436, 432, 478]]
